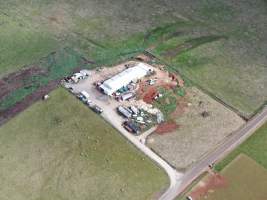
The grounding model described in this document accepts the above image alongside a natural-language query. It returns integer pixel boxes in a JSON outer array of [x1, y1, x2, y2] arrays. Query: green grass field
[[203, 154, 267, 200], [1, 0, 266, 116], [0, 10, 58, 76], [149, 0, 267, 117], [178, 154, 267, 200], [0, 88, 168, 200], [216, 122, 267, 171]]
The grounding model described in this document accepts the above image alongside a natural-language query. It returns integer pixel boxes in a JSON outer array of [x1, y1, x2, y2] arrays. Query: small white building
[[100, 63, 152, 95]]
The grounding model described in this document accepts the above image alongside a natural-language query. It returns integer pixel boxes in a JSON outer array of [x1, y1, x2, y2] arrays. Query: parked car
[[91, 105, 103, 114], [80, 70, 90, 78], [71, 73, 83, 83], [121, 92, 135, 101], [86, 99, 93, 106], [117, 106, 132, 118], [77, 91, 90, 103], [122, 121, 140, 134], [71, 71, 89, 83], [129, 106, 139, 115]]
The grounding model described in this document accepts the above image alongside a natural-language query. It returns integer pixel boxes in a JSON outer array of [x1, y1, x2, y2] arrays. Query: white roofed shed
[[100, 63, 152, 95]]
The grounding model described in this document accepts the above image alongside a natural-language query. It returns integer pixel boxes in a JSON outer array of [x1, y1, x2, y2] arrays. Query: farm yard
[[0, 88, 168, 200], [61, 59, 191, 138], [147, 87, 245, 171], [184, 154, 267, 200]]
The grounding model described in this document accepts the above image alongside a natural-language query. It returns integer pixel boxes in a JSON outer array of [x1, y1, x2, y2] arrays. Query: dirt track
[[0, 80, 59, 126], [0, 66, 48, 101]]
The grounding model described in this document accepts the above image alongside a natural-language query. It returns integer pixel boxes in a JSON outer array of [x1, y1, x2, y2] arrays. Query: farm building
[[100, 63, 152, 95]]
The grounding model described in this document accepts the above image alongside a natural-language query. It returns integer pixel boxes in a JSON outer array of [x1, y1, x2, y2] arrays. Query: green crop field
[[0, 88, 168, 200]]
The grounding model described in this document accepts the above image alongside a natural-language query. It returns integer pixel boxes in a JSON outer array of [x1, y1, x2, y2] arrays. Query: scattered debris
[[156, 112, 164, 124]]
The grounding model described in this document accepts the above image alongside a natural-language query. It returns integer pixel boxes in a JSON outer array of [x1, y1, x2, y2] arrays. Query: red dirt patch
[[143, 86, 158, 104], [189, 173, 228, 200], [155, 122, 179, 134]]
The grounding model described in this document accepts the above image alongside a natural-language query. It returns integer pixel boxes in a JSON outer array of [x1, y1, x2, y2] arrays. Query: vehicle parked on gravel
[[117, 106, 132, 118], [91, 105, 103, 114], [77, 91, 90, 103], [123, 121, 140, 134], [71, 71, 89, 83], [121, 92, 135, 101]]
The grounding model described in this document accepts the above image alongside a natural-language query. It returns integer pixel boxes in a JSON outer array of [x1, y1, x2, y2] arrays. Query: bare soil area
[[155, 122, 179, 135], [147, 87, 245, 171]]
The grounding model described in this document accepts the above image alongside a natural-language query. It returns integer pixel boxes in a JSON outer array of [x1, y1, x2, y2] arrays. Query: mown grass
[[216, 122, 267, 171], [0, 88, 168, 200]]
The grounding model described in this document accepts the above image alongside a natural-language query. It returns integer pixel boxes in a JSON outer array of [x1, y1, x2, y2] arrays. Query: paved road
[[163, 106, 267, 200]]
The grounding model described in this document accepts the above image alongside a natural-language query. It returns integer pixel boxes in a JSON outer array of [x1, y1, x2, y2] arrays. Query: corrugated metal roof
[[100, 63, 151, 95]]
